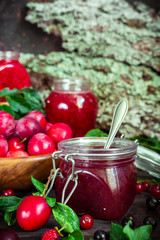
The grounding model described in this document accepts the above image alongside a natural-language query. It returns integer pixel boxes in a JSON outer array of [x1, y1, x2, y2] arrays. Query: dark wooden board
[[0, 169, 160, 240]]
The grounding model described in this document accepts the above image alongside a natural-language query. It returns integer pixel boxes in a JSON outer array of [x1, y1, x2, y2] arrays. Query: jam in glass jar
[[45, 79, 98, 137], [0, 51, 30, 90], [54, 137, 137, 220]]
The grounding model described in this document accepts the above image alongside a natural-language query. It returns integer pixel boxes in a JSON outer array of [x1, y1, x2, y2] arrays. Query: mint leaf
[[31, 176, 45, 193], [4, 211, 17, 226], [123, 222, 152, 240], [45, 197, 56, 208], [85, 129, 108, 137], [70, 230, 84, 240], [62, 230, 84, 240], [0, 105, 15, 117], [133, 225, 152, 240], [0, 87, 43, 119], [52, 202, 80, 233], [62, 237, 73, 240], [21, 88, 41, 100], [109, 223, 129, 240], [123, 223, 135, 240], [0, 196, 22, 213], [0, 88, 20, 97], [23, 92, 42, 111], [32, 192, 42, 196], [6, 95, 31, 114]]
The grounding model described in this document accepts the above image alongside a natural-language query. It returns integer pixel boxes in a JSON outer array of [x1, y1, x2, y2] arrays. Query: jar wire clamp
[[50, 151, 78, 205]]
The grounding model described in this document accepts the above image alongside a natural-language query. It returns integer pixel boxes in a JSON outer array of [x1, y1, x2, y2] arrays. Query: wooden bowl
[[0, 154, 59, 191]]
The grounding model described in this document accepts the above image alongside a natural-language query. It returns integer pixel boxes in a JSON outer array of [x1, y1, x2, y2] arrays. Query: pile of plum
[[0, 110, 73, 157]]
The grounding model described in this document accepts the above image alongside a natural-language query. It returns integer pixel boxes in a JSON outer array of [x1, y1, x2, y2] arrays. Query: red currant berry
[[151, 185, 160, 199], [3, 189, 15, 196], [80, 214, 94, 229], [0, 194, 4, 197], [136, 183, 143, 193], [142, 182, 150, 191]]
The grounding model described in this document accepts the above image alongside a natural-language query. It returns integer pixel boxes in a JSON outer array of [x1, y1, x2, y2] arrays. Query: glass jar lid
[[53, 78, 91, 92], [58, 137, 137, 162], [0, 51, 20, 61], [136, 145, 160, 178]]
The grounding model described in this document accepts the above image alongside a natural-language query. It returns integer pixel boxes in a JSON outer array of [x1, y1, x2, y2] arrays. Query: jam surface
[[45, 90, 98, 137], [0, 59, 30, 90], [55, 158, 137, 220]]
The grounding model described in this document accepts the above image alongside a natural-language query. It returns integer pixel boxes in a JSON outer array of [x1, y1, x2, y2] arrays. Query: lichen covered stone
[[20, 51, 160, 140]]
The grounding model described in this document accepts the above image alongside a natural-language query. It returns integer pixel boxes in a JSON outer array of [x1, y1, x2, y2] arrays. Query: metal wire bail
[[61, 154, 78, 204], [52, 150, 62, 170], [61, 172, 78, 205]]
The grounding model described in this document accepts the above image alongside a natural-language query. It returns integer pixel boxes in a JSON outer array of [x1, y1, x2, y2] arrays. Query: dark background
[[0, 0, 159, 55], [0, 0, 62, 55]]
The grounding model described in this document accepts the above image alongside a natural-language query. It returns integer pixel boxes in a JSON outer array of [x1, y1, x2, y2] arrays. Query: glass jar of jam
[[45, 79, 98, 137], [54, 137, 137, 220], [0, 51, 30, 90]]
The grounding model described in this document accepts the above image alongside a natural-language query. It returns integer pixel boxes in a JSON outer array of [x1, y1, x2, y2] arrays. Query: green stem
[[137, 179, 154, 183], [137, 178, 160, 186]]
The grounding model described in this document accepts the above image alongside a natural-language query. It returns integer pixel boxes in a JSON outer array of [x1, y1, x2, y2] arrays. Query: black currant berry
[[0, 228, 19, 240], [146, 196, 159, 210], [122, 216, 135, 229], [143, 216, 157, 230], [93, 230, 109, 240]]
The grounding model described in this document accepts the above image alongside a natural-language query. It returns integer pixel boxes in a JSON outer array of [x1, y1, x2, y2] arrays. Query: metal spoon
[[104, 98, 128, 149]]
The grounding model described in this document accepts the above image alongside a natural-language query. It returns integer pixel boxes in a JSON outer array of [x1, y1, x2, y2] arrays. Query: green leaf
[[32, 192, 42, 196], [123, 222, 152, 240], [4, 211, 17, 226], [31, 176, 45, 193], [133, 225, 152, 240], [0, 196, 22, 213], [0, 87, 43, 119], [21, 88, 41, 100], [62, 230, 84, 240], [45, 197, 56, 208], [85, 129, 108, 137], [6, 95, 31, 114], [109, 223, 129, 240], [0, 105, 15, 117], [70, 230, 84, 240], [0, 88, 20, 97], [62, 236, 73, 240], [23, 92, 42, 111], [52, 202, 80, 233]]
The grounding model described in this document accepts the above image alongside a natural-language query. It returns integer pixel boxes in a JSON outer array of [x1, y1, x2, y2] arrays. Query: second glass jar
[[45, 79, 98, 137]]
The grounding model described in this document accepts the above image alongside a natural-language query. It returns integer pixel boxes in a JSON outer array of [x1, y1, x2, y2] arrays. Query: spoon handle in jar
[[104, 98, 128, 149]]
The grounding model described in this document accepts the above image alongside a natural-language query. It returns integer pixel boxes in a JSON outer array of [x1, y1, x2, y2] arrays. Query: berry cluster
[[136, 181, 160, 199], [0, 110, 73, 157], [122, 215, 158, 231], [0, 188, 15, 197]]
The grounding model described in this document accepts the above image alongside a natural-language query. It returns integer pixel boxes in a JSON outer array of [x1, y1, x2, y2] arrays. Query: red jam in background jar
[[55, 137, 137, 220], [0, 51, 30, 90], [45, 79, 98, 137]]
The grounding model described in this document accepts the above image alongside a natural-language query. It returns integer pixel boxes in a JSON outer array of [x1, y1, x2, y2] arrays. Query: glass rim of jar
[[53, 78, 91, 91], [0, 51, 20, 60], [58, 137, 137, 161]]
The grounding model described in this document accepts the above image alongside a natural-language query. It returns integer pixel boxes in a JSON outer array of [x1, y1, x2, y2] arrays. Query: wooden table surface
[[0, 169, 160, 240]]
